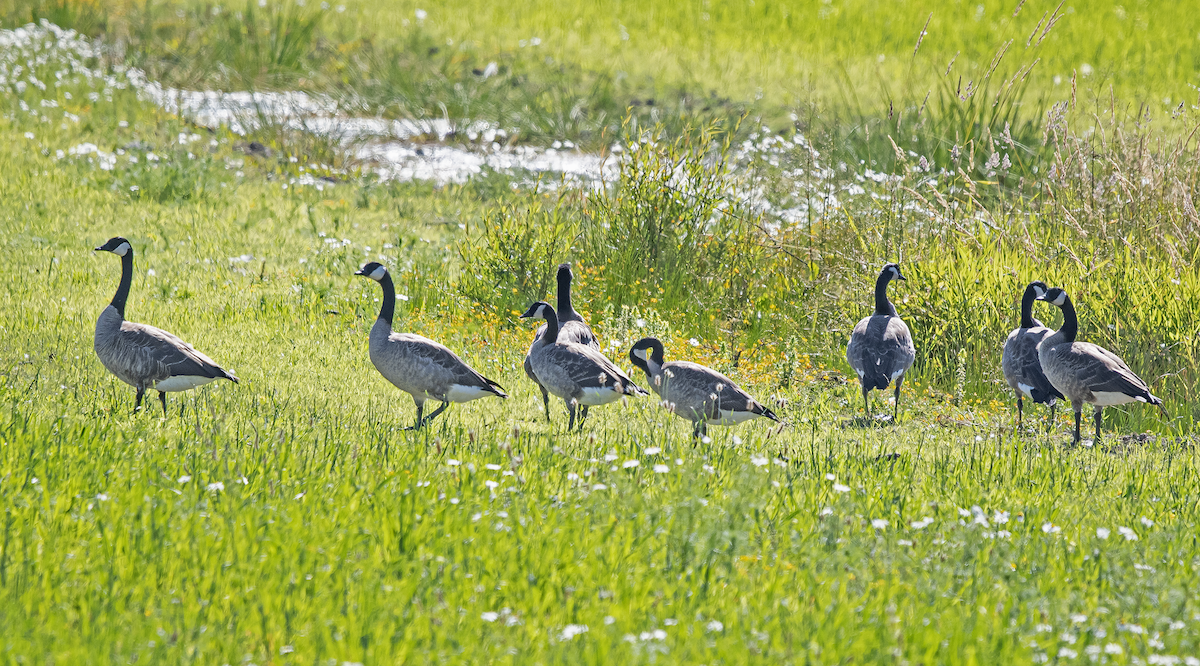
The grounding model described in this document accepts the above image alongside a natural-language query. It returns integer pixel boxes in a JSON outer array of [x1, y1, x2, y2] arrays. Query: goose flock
[[93, 238, 1167, 443]]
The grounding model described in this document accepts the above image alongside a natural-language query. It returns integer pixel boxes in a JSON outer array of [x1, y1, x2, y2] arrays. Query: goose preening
[[1037, 287, 1166, 443], [523, 263, 599, 422], [846, 263, 916, 421], [520, 301, 647, 430], [1001, 281, 1064, 430], [629, 337, 780, 440], [356, 262, 507, 429], [93, 237, 238, 414]]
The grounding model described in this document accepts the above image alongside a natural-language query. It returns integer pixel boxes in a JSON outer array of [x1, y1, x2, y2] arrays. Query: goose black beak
[[353, 268, 367, 276], [93, 246, 103, 252], [896, 274, 906, 281]]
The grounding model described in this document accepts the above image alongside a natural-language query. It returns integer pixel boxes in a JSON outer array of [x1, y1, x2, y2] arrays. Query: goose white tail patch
[[153, 375, 218, 392], [446, 384, 494, 402], [1092, 391, 1138, 407], [578, 386, 624, 406], [708, 409, 760, 426]]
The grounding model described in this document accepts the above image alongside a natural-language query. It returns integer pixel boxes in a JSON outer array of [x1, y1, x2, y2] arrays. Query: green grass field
[[2, 2, 1200, 663]]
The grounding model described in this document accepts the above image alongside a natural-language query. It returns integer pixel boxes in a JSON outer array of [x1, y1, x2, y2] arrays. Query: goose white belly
[[577, 386, 627, 406], [1091, 391, 1143, 407], [707, 409, 761, 426], [152, 375, 218, 392], [446, 384, 495, 403]]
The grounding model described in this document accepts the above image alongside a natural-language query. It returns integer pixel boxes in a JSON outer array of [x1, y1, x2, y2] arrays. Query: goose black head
[[355, 262, 388, 281], [95, 236, 132, 257], [519, 302, 552, 320], [557, 263, 573, 281], [629, 337, 665, 370], [882, 262, 906, 281], [1027, 280, 1049, 299], [1041, 287, 1069, 307]]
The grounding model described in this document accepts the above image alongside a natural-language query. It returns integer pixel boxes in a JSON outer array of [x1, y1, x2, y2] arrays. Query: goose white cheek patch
[[370, 266, 387, 280], [113, 242, 131, 256]]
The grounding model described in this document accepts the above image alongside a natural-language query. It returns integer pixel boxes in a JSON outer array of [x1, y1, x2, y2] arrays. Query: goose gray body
[[357, 262, 506, 429], [1036, 287, 1164, 442], [522, 263, 599, 421], [93, 237, 237, 414], [846, 263, 915, 419], [630, 337, 779, 439], [1001, 281, 1063, 429], [520, 302, 646, 430]]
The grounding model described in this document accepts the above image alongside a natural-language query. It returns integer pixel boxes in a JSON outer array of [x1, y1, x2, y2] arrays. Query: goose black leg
[[861, 385, 870, 417], [409, 403, 425, 431], [420, 401, 450, 429], [692, 420, 706, 443], [1016, 395, 1024, 429], [539, 387, 552, 423], [1093, 406, 1103, 443], [1046, 402, 1056, 434], [580, 405, 590, 421], [158, 391, 168, 416], [1073, 410, 1082, 444], [134, 386, 146, 413], [567, 403, 578, 431], [893, 379, 902, 423]]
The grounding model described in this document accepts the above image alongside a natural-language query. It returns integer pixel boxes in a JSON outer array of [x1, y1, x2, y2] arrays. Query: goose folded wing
[[119, 322, 230, 379], [558, 321, 599, 349], [1076, 350, 1153, 397], [665, 363, 759, 417], [554, 345, 640, 391], [1015, 332, 1064, 400], [405, 337, 492, 388]]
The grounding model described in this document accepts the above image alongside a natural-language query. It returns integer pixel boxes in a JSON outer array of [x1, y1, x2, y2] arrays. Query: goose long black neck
[[556, 266, 576, 319], [110, 249, 133, 318], [1019, 285, 1039, 329], [1057, 293, 1078, 342], [541, 306, 560, 344], [873, 270, 898, 317], [376, 272, 396, 325]]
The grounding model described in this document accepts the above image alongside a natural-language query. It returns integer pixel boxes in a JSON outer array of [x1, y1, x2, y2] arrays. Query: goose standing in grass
[[629, 337, 780, 440], [93, 236, 238, 414], [1002, 281, 1064, 430], [523, 263, 599, 422], [520, 301, 647, 430], [356, 262, 507, 429], [846, 263, 915, 421], [1037, 287, 1166, 443]]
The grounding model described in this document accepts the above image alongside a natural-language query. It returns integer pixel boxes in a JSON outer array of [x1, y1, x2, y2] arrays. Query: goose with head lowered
[[93, 236, 238, 414], [1036, 286, 1166, 443], [520, 301, 647, 430], [523, 263, 599, 422], [356, 262, 507, 429], [1001, 280, 1064, 431], [629, 337, 780, 440], [846, 263, 916, 421]]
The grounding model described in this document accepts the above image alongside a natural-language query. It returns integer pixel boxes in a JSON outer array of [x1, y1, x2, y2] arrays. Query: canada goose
[[93, 237, 238, 414], [523, 263, 599, 422], [629, 337, 780, 440], [520, 301, 647, 430], [356, 262, 507, 429], [1001, 281, 1064, 430], [1037, 287, 1166, 443], [846, 263, 916, 420]]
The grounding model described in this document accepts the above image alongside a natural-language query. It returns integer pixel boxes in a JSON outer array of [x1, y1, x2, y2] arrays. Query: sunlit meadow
[[1, 2, 1199, 664]]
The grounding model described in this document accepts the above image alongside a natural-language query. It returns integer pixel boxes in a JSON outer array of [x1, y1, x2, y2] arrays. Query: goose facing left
[[356, 262, 507, 430], [93, 236, 238, 414], [629, 337, 780, 440]]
